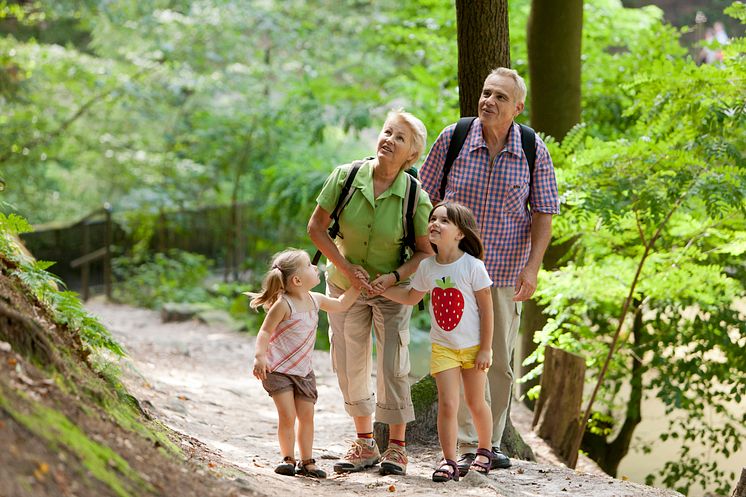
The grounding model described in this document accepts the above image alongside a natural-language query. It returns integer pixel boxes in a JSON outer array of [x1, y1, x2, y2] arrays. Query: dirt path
[[86, 299, 682, 497]]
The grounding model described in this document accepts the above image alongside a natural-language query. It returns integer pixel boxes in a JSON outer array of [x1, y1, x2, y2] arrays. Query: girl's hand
[[253, 355, 270, 381], [474, 349, 492, 372], [368, 272, 397, 296]]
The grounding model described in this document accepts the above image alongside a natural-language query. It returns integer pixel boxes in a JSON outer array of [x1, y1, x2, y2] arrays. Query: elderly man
[[419, 67, 560, 473]]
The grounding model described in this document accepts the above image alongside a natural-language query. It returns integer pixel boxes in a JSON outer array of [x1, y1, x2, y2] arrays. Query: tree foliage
[[529, 4, 746, 493]]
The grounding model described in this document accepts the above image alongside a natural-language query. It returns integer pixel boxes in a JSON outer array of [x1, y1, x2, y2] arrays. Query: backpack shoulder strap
[[401, 174, 425, 311], [401, 173, 421, 255], [518, 123, 537, 184], [439, 117, 476, 200], [312, 160, 365, 265], [329, 160, 364, 224]]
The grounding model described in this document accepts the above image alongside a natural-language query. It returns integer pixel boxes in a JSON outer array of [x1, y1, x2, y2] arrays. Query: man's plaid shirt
[[420, 120, 560, 288]]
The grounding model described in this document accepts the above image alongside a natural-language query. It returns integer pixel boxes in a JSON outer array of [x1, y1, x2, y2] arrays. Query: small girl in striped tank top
[[249, 249, 360, 479]]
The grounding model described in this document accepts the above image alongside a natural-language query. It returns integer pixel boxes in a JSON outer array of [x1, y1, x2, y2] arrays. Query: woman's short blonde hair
[[385, 109, 428, 169]]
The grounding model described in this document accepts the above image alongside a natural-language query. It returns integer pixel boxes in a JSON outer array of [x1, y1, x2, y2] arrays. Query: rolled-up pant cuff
[[344, 398, 375, 418], [376, 403, 415, 425]]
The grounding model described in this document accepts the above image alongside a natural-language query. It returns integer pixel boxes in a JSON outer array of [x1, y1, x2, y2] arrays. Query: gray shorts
[[262, 370, 318, 404]]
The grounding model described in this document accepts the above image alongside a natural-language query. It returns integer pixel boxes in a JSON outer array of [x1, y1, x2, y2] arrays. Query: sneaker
[[379, 444, 407, 476], [333, 439, 380, 473], [491, 447, 511, 469], [456, 452, 475, 477]]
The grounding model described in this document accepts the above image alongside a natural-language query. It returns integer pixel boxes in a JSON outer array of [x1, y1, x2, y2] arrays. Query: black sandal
[[296, 458, 327, 479], [432, 458, 459, 482], [469, 447, 493, 475], [275, 456, 296, 476]]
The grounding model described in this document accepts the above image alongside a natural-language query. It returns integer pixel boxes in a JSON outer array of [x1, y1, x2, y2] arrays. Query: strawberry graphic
[[431, 276, 464, 332]]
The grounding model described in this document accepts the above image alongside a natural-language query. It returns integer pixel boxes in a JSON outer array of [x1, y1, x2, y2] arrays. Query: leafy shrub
[[112, 249, 210, 309]]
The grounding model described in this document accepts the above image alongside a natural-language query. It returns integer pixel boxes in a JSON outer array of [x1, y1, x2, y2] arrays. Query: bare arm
[[382, 285, 426, 306], [514, 212, 553, 302], [307, 205, 372, 291], [312, 286, 361, 313], [369, 234, 435, 295], [474, 287, 494, 370], [252, 299, 289, 380]]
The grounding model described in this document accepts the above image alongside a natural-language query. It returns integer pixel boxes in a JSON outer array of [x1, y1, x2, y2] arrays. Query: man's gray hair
[[488, 67, 527, 104], [386, 109, 428, 169]]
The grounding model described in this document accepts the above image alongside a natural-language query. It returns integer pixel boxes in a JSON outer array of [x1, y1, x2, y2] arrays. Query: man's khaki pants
[[457, 287, 521, 450], [327, 284, 415, 425]]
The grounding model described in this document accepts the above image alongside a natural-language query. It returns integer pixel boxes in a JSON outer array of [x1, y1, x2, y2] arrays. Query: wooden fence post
[[104, 203, 112, 300], [81, 221, 90, 301], [532, 346, 586, 465]]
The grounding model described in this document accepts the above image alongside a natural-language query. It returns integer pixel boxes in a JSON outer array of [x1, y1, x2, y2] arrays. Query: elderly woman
[[307, 110, 433, 476]]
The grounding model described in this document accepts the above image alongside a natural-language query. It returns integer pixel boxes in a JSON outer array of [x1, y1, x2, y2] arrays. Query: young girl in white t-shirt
[[383, 201, 494, 482]]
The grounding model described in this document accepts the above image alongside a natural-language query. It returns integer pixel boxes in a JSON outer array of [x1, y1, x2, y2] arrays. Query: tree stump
[[532, 346, 586, 465], [733, 468, 746, 497], [375, 374, 535, 461]]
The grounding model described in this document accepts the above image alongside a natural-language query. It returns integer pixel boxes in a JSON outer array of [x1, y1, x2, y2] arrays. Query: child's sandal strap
[[432, 458, 459, 482], [470, 448, 493, 474], [297, 458, 326, 479]]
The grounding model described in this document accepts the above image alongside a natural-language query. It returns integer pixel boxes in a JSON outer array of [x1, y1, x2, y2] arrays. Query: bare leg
[[388, 422, 406, 442], [462, 366, 492, 466], [295, 398, 315, 461], [271, 390, 297, 460], [353, 415, 373, 434], [434, 367, 462, 462]]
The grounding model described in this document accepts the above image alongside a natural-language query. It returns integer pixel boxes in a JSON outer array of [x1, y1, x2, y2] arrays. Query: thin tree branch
[[568, 191, 688, 468], [0, 68, 149, 164]]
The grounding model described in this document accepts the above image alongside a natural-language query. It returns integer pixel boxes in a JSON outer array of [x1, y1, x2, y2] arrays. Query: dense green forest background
[[1, 0, 745, 496]]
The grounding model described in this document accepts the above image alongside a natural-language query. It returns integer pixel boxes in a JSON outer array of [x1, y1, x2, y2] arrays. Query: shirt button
[[363, 241, 367, 246], [367, 224, 371, 228]]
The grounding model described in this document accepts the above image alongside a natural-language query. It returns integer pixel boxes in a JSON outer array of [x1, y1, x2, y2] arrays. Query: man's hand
[[513, 266, 538, 301]]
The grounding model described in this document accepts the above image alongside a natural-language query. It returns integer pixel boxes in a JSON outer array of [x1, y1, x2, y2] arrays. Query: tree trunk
[[518, 237, 577, 409], [520, 0, 583, 407], [532, 346, 586, 465], [527, 0, 583, 141], [455, 0, 510, 117], [733, 468, 746, 497]]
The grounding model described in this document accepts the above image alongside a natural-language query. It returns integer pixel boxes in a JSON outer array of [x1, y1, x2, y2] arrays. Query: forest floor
[[84, 298, 684, 497]]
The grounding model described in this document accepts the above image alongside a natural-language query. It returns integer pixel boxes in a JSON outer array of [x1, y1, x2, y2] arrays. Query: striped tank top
[[266, 293, 319, 377]]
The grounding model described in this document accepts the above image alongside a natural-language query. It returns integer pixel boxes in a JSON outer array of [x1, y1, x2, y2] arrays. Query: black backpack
[[439, 117, 537, 200], [312, 158, 421, 266]]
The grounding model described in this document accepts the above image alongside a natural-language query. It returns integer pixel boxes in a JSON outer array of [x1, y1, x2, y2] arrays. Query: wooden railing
[[69, 204, 112, 301]]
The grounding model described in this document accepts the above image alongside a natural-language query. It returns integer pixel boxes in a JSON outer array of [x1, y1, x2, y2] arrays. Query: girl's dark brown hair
[[429, 201, 484, 260]]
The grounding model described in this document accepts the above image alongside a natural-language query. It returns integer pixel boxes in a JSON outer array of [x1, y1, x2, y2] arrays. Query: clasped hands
[[346, 264, 396, 296]]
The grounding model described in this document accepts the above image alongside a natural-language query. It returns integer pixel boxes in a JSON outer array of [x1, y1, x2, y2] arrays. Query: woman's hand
[[342, 263, 373, 291], [253, 354, 270, 381], [368, 272, 397, 296], [474, 349, 492, 372]]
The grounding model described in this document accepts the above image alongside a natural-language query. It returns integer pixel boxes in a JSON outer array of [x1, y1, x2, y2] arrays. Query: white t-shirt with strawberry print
[[411, 252, 493, 350]]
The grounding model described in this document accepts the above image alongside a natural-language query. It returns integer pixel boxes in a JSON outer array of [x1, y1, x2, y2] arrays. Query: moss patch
[[0, 385, 152, 497]]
